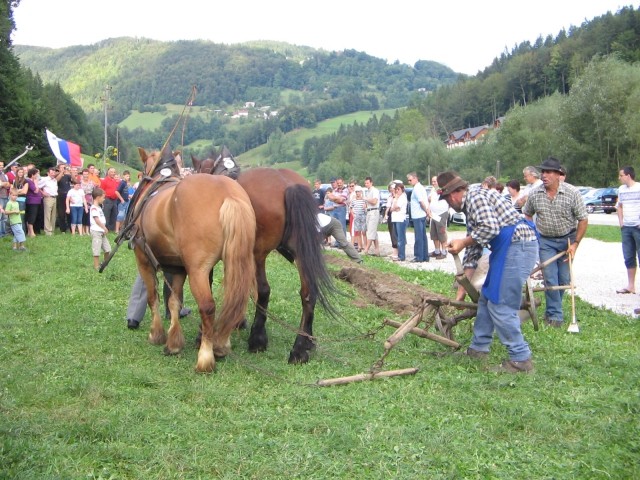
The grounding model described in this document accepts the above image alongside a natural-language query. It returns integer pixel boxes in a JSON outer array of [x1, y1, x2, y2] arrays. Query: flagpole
[[101, 85, 112, 174]]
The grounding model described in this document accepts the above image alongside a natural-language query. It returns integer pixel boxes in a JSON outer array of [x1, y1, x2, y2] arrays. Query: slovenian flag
[[46, 129, 83, 167]]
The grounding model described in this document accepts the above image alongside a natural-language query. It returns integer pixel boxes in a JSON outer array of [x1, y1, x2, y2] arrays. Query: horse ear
[[138, 147, 148, 163], [174, 151, 184, 169], [161, 144, 173, 162], [191, 154, 201, 170]]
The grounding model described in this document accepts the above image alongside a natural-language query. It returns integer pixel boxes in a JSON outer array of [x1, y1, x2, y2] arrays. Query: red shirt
[[100, 175, 119, 200]]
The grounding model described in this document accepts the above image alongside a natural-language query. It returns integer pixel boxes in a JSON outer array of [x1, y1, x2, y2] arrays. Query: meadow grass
[[0, 233, 638, 479]]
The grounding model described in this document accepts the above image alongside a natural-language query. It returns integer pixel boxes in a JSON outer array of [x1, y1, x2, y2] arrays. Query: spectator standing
[[616, 166, 640, 294], [350, 186, 367, 252], [389, 182, 408, 261], [5, 188, 26, 250], [87, 164, 101, 185], [363, 177, 380, 256], [428, 175, 449, 259], [516, 166, 543, 208], [312, 179, 325, 211], [406, 172, 429, 262], [6, 163, 18, 184], [329, 177, 349, 234], [90, 188, 111, 269], [0, 161, 9, 238], [56, 165, 74, 233], [115, 170, 132, 234], [99, 167, 120, 232], [24, 167, 42, 237], [80, 168, 96, 235], [384, 182, 399, 259], [12, 167, 28, 232], [40, 166, 62, 235], [439, 170, 538, 373], [506, 179, 522, 211], [66, 181, 88, 235], [523, 157, 588, 327]]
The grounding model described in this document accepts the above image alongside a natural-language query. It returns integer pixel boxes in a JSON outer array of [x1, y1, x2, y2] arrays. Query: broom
[[567, 239, 580, 333]]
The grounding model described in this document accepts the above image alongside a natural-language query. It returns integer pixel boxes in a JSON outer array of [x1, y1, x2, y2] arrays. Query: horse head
[[192, 146, 240, 179], [138, 145, 183, 178]]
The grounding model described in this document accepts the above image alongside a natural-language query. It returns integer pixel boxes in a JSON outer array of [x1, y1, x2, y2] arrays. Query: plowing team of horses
[[118, 145, 337, 372]]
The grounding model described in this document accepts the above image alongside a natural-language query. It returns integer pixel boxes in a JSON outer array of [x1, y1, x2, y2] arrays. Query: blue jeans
[[470, 239, 538, 361], [412, 216, 429, 261], [394, 219, 408, 260], [621, 226, 640, 269], [539, 235, 574, 322]]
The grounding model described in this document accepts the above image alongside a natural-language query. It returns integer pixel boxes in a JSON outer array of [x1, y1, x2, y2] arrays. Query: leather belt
[[367, 208, 378, 212], [541, 229, 576, 239]]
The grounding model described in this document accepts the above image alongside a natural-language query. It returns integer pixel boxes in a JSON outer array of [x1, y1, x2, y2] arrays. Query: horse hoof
[[163, 346, 182, 356], [288, 349, 310, 364]]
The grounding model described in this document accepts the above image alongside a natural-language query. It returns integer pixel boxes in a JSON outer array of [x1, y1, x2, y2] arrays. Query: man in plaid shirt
[[523, 157, 588, 328], [439, 171, 538, 373]]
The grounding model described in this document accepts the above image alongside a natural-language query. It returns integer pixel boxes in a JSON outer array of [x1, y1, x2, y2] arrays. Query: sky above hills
[[12, 0, 633, 75]]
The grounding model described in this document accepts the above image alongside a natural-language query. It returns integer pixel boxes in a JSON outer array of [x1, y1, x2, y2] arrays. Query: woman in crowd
[[384, 182, 399, 259], [25, 167, 42, 237], [506, 179, 522, 212], [12, 166, 28, 232], [80, 168, 96, 235], [389, 181, 408, 261]]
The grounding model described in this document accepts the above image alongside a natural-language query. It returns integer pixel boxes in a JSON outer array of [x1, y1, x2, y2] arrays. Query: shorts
[[116, 200, 130, 222], [91, 230, 111, 256], [430, 212, 449, 242]]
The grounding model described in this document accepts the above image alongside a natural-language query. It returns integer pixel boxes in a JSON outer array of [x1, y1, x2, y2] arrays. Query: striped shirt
[[523, 183, 588, 237], [462, 186, 537, 267]]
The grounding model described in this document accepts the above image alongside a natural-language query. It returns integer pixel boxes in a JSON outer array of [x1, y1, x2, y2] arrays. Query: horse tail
[[216, 195, 257, 337], [282, 184, 339, 318]]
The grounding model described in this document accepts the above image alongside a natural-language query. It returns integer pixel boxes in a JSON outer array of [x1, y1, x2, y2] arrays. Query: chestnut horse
[[129, 146, 256, 372], [192, 150, 337, 364]]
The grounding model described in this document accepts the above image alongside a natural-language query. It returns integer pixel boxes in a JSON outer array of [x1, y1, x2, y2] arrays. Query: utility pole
[[101, 84, 112, 174]]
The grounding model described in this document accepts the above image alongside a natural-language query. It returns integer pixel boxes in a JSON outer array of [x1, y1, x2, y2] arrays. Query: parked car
[[582, 188, 604, 214], [449, 210, 466, 226], [600, 187, 618, 214]]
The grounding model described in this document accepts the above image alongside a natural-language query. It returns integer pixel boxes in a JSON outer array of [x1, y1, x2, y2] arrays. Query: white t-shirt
[[90, 204, 107, 232], [618, 182, 640, 227], [429, 188, 449, 216], [391, 193, 407, 223], [66, 187, 85, 207]]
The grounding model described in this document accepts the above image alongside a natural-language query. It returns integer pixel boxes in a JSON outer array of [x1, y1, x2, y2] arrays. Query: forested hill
[[13, 38, 459, 120]]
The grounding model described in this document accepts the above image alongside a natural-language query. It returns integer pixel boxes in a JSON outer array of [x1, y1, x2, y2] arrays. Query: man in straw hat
[[522, 156, 588, 328], [438, 170, 538, 373]]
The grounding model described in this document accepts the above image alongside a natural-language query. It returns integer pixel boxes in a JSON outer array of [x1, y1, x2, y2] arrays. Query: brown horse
[[192, 150, 337, 364], [130, 146, 256, 372]]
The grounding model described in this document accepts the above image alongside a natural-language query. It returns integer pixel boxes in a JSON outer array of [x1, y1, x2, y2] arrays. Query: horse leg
[[189, 271, 217, 373], [248, 257, 270, 353], [136, 254, 166, 345], [164, 272, 186, 355], [288, 272, 316, 364]]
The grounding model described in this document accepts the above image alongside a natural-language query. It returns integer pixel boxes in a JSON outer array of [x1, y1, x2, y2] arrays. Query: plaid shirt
[[462, 186, 537, 268], [522, 183, 587, 237]]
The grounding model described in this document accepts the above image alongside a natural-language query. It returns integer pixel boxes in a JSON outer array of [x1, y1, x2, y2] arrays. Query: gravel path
[[369, 230, 637, 318]]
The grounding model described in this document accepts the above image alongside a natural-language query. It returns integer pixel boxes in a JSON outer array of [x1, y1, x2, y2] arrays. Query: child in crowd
[[5, 188, 26, 251], [350, 186, 367, 252], [90, 188, 111, 269], [66, 181, 88, 235]]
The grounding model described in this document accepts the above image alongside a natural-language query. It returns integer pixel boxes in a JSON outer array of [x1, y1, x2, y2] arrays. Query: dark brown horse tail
[[282, 184, 339, 318], [216, 195, 257, 338]]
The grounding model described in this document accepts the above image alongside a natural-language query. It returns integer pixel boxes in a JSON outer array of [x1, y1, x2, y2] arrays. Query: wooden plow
[[315, 249, 572, 387]]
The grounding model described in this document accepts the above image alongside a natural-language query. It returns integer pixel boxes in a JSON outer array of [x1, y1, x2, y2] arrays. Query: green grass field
[[0, 227, 638, 479]]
